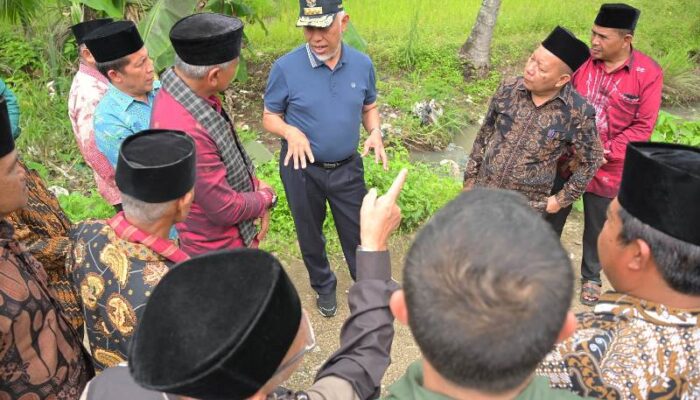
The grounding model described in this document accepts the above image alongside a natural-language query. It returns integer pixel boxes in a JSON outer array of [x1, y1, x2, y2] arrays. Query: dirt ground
[[279, 210, 611, 392]]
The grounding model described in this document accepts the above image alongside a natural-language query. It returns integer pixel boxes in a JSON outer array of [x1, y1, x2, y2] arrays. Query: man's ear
[[207, 66, 221, 87], [555, 73, 572, 88], [390, 290, 408, 325], [107, 69, 120, 83], [340, 13, 350, 31], [627, 238, 652, 272], [555, 311, 577, 343]]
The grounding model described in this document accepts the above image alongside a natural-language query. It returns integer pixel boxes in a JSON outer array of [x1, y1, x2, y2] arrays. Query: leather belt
[[312, 155, 354, 169]]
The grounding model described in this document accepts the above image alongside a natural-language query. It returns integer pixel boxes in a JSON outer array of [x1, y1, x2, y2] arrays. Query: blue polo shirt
[[264, 43, 377, 162]]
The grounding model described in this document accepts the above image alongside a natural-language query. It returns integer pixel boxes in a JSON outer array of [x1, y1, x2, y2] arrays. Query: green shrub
[[59, 191, 114, 223], [651, 111, 700, 146]]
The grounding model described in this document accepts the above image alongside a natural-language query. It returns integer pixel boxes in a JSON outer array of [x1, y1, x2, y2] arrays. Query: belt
[[312, 155, 354, 169]]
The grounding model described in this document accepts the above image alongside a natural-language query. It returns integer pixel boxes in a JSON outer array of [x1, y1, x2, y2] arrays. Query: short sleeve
[[364, 63, 377, 105], [263, 62, 289, 114]]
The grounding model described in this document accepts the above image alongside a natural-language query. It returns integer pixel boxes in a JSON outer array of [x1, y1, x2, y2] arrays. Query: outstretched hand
[[360, 169, 408, 251]]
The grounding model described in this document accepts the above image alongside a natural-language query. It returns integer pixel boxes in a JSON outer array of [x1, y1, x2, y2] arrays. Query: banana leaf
[[79, 0, 124, 19], [138, 0, 198, 71]]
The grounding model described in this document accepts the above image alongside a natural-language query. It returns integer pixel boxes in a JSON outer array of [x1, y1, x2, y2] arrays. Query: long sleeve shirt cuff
[[356, 250, 392, 281]]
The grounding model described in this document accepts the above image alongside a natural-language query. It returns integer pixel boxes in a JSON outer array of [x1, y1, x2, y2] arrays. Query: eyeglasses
[[271, 310, 317, 378]]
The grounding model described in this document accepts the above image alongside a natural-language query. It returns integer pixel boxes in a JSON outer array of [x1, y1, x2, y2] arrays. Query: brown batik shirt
[[537, 292, 700, 399], [465, 77, 604, 211], [0, 219, 93, 398], [6, 162, 84, 331]]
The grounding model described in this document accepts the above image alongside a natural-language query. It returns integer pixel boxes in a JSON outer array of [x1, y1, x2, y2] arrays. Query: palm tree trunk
[[459, 0, 502, 79]]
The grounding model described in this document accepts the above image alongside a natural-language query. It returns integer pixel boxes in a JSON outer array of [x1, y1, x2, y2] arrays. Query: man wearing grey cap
[[263, 0, 387, 318]]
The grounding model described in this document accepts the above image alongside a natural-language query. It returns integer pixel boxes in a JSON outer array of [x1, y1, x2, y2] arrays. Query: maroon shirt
[[572, 49, 663, 198], [151, 88, 272, 255]]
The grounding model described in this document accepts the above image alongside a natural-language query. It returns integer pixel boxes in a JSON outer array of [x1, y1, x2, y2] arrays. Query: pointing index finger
[[385, 169, 408, 202]]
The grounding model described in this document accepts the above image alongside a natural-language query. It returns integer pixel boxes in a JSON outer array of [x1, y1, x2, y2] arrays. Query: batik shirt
[[93, 81, 160, 167], [537, 292, 700, 399], [68, 63, 120, 205], [464, 77, 604, 212], [6, 162, 84, 331], [68, 214, 188, 371], [0, 220, 93, 398]]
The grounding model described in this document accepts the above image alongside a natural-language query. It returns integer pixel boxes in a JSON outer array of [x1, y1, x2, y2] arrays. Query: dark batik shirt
[[465, 77, 604, 211], [7, 162, 84, 331], [0, 220, 93, 398], [537, 292, 700, 399], [68, 221, 176, 371]]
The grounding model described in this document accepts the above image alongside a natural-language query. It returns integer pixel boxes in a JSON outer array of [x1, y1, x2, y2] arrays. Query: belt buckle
[[322, 161, 338, 169]]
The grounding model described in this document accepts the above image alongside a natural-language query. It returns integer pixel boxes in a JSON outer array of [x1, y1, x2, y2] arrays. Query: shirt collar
[[107, 82, 159, 113], [78, 63, 109, 84], [516, 78, 572, 108], [305, 43, 348, 69], [592, 46, 636, 72], [595, 291, 700, 327]]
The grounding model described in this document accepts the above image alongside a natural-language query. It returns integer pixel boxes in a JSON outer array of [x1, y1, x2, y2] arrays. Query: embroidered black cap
[[296, 0, 344, 28]]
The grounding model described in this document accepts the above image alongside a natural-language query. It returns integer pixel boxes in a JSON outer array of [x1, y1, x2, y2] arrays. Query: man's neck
[[422, 360, 528, 400], [112, 82, 149, 103], [174, 68, 216, 99], [323, 45, 343, 70], [602, 47, 632, 73], [124, 214, 173, 240], [629, 268, 700, 309], [530, 86, 562, 108]]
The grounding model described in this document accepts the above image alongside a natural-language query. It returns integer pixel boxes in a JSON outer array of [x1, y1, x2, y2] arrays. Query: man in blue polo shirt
[[263, 0, 387, 317]]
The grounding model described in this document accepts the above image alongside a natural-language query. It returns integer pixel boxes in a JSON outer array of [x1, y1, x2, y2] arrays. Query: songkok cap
[[594, 3, 641, 31], [542, 26, 591, 72], [170, 13, 244, 66], [618, 142, 700, 246], [71, 18, 114, 45], [83, 20, 144, 63], [296, 0, 344, 28], [0, 97, 14, 158], [129, 249, 302, 399], [115, 130, 196, 203]]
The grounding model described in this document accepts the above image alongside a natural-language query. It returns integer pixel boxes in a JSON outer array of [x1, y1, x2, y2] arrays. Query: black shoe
[[316, 291, 337, 317]]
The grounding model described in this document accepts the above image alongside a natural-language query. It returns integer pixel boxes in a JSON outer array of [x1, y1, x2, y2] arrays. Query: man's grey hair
[[173, 54, 235, 80], [121, 193, 177, 225]]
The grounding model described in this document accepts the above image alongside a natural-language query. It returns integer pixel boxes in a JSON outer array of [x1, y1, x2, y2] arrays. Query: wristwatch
[[270, 193, 278, 209]]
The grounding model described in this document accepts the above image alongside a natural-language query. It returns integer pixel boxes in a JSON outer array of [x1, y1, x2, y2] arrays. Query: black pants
[[544, 174, 572, 237], [280, 151, 366, 295], [580, 192, 612, 283]]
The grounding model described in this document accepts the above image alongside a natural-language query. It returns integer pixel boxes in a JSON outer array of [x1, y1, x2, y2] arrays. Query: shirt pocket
[[608, 92, 639, 134]]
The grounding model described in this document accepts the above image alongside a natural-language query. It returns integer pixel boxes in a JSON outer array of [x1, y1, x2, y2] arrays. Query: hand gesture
[[284, 126, 315, 169], [361, 129, 388, 170], [360, 169, 408, 251]]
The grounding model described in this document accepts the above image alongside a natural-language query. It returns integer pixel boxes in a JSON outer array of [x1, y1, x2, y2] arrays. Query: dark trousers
[[544, 174, 572, 237], [581, 192, 612, 283], [280, 151, 366, 295]]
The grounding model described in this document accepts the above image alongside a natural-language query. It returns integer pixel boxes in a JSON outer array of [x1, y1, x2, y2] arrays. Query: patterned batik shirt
[[68, 219, 180, 371], [6, 162, 84, 331], [537, 292, 700, 399], [0, 220, 93, 398], [464, 77, 604, 212]]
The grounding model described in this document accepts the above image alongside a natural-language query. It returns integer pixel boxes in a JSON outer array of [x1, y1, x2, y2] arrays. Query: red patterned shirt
[[68, 63, 120, 205], [572, 50, 663, 198]]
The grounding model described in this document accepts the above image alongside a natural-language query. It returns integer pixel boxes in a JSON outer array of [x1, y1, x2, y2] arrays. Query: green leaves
[[138, 0, 198, 71], [344, 21, 367, 52], [79, 0, 124, 18], [651, 111, 700, 146]]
